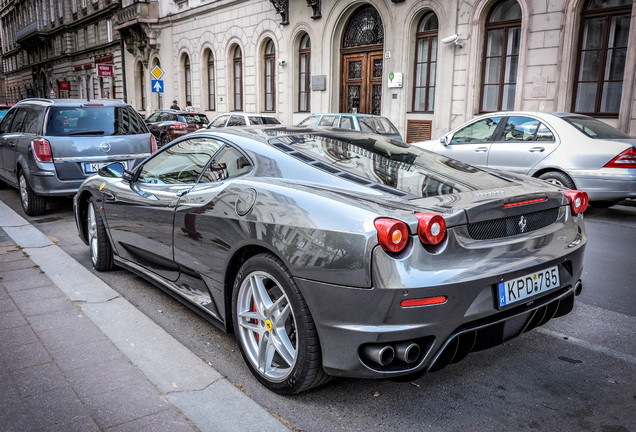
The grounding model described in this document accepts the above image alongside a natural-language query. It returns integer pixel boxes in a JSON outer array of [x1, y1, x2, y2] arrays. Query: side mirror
[[98, 162, 125, 178], [440, 135, 449, 146]]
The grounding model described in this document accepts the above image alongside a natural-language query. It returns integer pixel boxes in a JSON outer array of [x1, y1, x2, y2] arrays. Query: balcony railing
[[16, 20, 49, 42], [116, 0, 158, 27]]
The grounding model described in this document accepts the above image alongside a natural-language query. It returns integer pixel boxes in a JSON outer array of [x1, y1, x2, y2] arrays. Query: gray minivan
[[0, 99, 156, 215]]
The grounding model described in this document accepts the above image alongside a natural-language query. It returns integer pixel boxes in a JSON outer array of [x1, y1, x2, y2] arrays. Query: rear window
[[562, 116, 631, 139], [275, 133, 514, 198], [45, 106, 148, 136], [182, 113, 209, 124], [358, 117, 400, 136]]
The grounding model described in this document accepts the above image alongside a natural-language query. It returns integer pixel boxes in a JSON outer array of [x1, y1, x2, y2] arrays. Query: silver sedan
[[414, 112, 636, 207]]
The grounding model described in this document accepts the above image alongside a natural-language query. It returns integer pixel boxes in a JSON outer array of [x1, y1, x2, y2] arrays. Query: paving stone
[[27, 307, 90, 333], [51, 338, 123, 373], [0, 298, 17, 314], [0, 249, 25, 263], [0, 309, 26, 330], [106, 408, 196, 432], [0, 325, 39, 351], [1, 340, 52, 372], [0, 258, 33, 272], [65, 357, 151, 398], [0, 384, 37, 432], [12, 362, 67, 398], [24, 385, 91, 431], [38, 322, 104, 351], [2, 273, 51, 292], [0, 267, 45, 283], [10, 284, 65, 310], [44, 415, 101, 432], [83, 382, 171, 429], [15, 296, 75, 317]]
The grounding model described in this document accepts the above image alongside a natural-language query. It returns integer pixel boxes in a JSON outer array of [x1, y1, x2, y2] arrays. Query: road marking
[[537, 328, 636, 365]]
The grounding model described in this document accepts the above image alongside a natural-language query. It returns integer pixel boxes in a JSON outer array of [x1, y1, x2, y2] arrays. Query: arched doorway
[[340, 5, 384, 114]]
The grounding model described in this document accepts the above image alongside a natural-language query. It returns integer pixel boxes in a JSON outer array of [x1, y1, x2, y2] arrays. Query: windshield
[[358, 117, 400, 136], [562, 116, 631, 139], [45, 106, 148, 136], [275, 133, 514, 198]]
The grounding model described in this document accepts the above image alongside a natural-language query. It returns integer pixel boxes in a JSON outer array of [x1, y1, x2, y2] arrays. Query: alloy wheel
[[87, 203, 98, 266], [236, 271, 297, 382]]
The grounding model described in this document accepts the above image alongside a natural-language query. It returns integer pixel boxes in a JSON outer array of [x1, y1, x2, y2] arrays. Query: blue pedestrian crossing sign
[[151, 80, 164, 93]]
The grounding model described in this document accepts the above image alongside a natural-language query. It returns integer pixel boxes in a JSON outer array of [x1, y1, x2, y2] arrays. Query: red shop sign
[[58, 81, 71, 91], [97, 64, 114, 77]]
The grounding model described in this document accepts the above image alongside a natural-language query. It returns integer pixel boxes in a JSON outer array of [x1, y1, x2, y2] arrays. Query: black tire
[[232, 253, 330, 394], [161, 135, 169, 148], [590, 200, 619, 209], [87, 197, 114, 271], [18, 172, 46, 216], [538, 171, 575, 189]]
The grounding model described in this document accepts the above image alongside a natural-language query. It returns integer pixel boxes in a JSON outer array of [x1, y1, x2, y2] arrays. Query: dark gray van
[[0, 99, 156, 215]]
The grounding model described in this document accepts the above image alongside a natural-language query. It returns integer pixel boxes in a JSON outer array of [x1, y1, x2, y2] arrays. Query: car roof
[[215, 112, 278, 118], [16, 98, 130, 107], [311, 113, 389, 118], [153, 109, 205, 115]]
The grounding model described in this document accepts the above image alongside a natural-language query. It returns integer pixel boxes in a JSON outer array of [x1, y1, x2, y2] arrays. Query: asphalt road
[[1, 189, 634, 432]]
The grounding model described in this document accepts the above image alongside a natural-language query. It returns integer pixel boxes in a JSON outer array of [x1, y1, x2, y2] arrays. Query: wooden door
[[341, 51, 383, 114]]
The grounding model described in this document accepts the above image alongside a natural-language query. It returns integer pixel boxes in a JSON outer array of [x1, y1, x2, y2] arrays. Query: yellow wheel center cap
[[265, 319, 273, 331]]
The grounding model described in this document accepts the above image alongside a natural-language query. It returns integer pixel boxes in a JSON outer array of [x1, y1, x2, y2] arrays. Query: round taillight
[[562, 190, 589, 215], [374, 218, 409, 253], [415, 212, 446, 245]]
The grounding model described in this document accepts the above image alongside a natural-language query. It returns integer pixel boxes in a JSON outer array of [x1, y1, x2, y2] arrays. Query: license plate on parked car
[[497, 265, 560, 308], [84, 161, 127, 174]]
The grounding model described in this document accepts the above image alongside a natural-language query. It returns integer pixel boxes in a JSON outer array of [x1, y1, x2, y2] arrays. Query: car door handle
[[529, 147, 545, 153], [474, 147, 488, 152]]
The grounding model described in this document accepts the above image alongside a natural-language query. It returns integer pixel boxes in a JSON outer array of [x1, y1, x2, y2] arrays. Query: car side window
[[299, 115, 319, 126], [0, 109, 17, 134], [318, 115, 337, 127], [137, 137, 224, 184], [146, 112, 160, 122], [199, 145, 252, 183], [23, 108, 43, 134], [9, 108, 29, 133], [228, 115, 246, 126], [500, 116, 554, 142], [450, 117, 502, 144], [340, 116, 354, 129], [211, 115, 229, 127]]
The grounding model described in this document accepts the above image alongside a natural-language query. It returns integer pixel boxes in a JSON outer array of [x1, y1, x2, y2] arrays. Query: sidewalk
[[0, 200, 289, 432]]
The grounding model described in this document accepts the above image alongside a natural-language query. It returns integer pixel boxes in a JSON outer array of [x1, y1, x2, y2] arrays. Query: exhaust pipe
[[394, 342, 420, 364], [574, 280, 583, 296], [362, 344, 395, 366]]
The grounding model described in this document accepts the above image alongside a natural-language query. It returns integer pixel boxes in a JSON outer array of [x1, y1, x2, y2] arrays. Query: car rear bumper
[[296, 246, 584, 379], [570, 168, 636, 201]]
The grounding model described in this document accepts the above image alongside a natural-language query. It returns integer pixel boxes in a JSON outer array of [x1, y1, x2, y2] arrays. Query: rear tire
[[19, 172, 46, 216], [538, 171, 575, 189], [232, 253, 329, 394], [87, 197, 114, 271]]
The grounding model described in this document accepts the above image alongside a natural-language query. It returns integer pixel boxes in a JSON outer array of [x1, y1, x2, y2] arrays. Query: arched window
[[183, 55, 192, 107], [136, 61, 145, 110], [299, 33, 311, 112], [233, 46, 243, 111], [480, 0, 521, 112], [264, 39, 276, 112], [572, 0, 632, 116], [205, 49, 215, 111], [413, 11, 438, 112]]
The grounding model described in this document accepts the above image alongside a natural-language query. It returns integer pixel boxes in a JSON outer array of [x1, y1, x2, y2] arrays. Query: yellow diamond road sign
[[150, 66, 164, 80]]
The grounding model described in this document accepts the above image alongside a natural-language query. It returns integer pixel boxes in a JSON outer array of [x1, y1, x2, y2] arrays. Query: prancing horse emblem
[[518, 215, 527, 233]]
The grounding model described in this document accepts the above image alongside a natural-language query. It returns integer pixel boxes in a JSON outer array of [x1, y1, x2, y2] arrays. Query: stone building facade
[[2, 0, 636, 139]]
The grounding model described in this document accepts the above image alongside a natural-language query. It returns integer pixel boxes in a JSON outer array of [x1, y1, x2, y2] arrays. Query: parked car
[[74, 126, 587, 393], [299, 113, 403, 141], [0, 98, 156, 216], [207, 113, 281, 128], [414, 112, 636, 207], [145, 109, 209, 147]]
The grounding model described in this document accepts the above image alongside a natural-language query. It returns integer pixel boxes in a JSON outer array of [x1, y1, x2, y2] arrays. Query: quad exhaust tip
[[575, 280, 583, 296]]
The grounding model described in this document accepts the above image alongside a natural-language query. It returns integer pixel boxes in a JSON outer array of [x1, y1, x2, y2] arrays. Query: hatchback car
[[0, 98, 156, 216], [145, 109, 209, 147], [74, 126, 586, 394], [207, 113, 281, 128], [299, 113, 403, 141], [414, 112, 636, 207]]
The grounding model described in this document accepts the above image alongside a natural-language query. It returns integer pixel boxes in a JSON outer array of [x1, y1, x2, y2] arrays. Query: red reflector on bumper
[[401, 296, 447, 308]]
